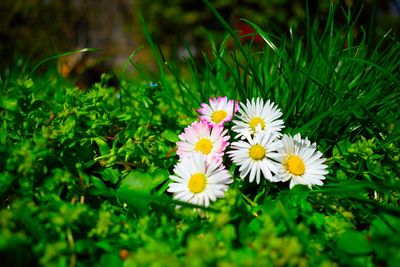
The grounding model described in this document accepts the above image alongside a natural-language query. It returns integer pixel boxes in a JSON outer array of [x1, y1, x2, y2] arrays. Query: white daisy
[[167, 152, 232, 207], [228, 132, 280, 184], [274, 133, 328, 189], [232, 97, 284, 139], [177, 121, 229, 164], [197, 96, 239, 127]]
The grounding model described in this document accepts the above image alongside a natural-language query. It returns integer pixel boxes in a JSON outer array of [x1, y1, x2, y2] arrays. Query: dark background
[[1, 0, 399, 81]]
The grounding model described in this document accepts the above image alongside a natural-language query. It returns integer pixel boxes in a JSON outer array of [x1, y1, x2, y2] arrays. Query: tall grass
[[132, 0, 400, 216], [155, 1, 399, 145]]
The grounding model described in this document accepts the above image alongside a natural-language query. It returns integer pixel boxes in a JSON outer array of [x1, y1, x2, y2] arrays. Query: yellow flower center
[[188, 173, 207, 193], [195, 138, 213, 155], [211, 110, 228, 123], [286, 156, 305, 176], [249, 117, 265, 131], [249, 144, 266, 160]]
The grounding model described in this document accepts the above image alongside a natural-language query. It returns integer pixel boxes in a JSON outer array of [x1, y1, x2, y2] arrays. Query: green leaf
[[99, 253, 123, 267], [23, 79, 34, 89], [90, 176, 114, 197], [151, 168, 169, 189], [63, 116, 76, 133], [370, 215, 400, 262], [279, 185, 310, 210], [100, 168, 120, 184], [117, 170, 153, 213], [0, 97, 18, 111], [0, 173, 13, 196], [161, 129, 179, 143], [0, 121, 6, 144], [337, 230, 372, 254], [336, 170, 348, 180]]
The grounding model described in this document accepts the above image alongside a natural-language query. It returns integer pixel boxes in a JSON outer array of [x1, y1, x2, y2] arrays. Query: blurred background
[[1, 0, 399, 86]]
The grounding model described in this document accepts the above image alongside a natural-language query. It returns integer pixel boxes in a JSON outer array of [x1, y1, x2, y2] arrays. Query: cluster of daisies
[[167, 96, 328, 207]]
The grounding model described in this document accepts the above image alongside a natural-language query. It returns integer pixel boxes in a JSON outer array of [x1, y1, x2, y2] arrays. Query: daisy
[[177, 121, 229, 164], [228, 131, 280, 184], [274, 133, 328, 189], [198, 96, 239, 127], [232, 97, 284, 139], [168, 152, 232, 207]]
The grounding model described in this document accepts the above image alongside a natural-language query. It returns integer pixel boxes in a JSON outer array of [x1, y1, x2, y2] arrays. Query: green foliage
[[1, 2, 400, 266]]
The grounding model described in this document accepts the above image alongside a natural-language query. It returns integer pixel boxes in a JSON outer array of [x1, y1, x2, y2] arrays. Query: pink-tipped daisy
[[232, 97, 285, 139], [177, 121, 229, 164], [198, 96, 239, 127], [274, 133, 328, 189], [227, 131, 280, 184], [168, 152, 232, 207]]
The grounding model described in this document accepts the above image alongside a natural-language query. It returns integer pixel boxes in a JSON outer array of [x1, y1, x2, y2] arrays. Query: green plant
[[1, 1, 399, 266]]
